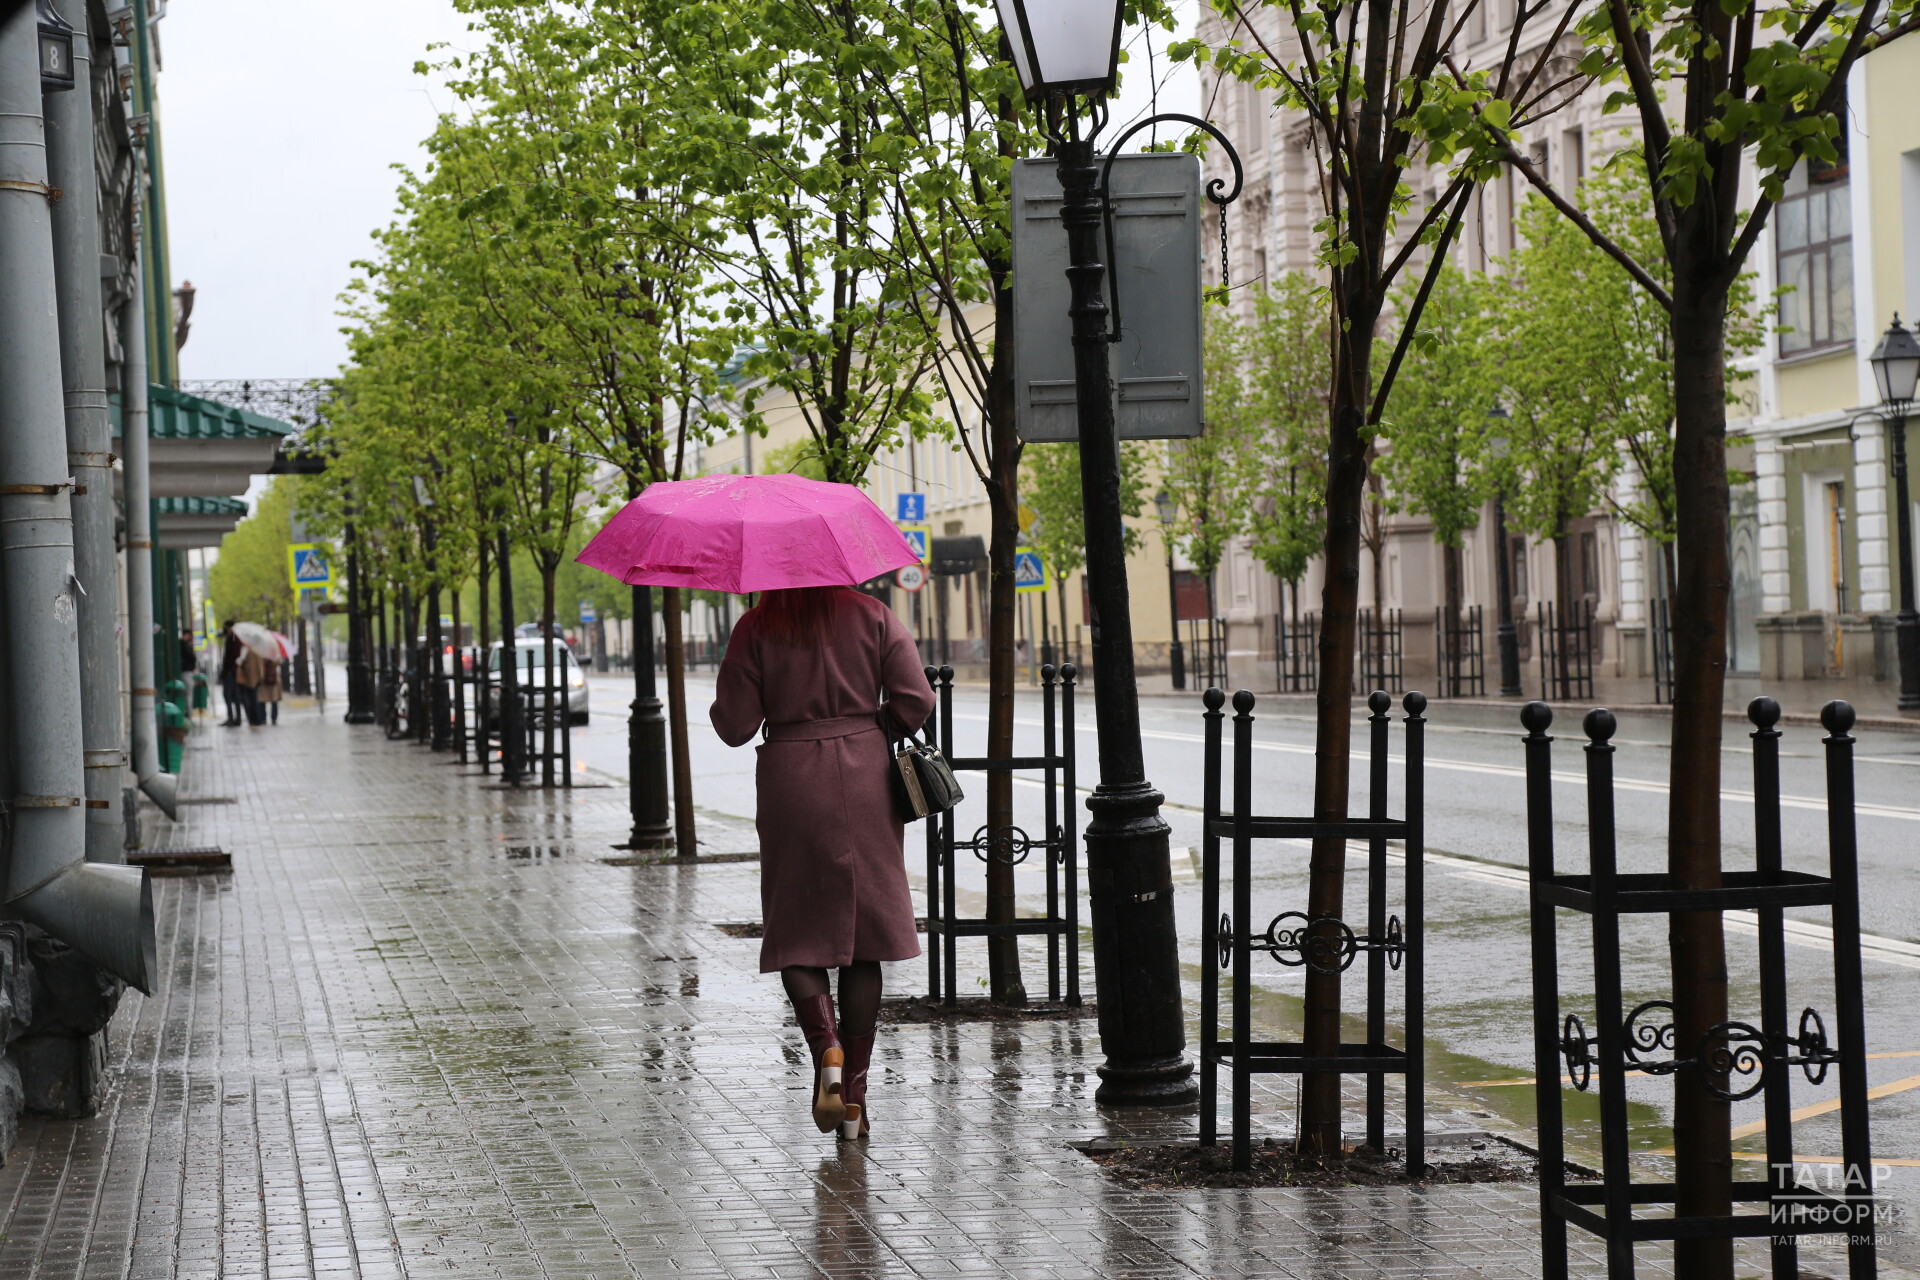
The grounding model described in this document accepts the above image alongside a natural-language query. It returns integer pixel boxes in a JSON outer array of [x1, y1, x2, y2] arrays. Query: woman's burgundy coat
[[709, 590, 935, 972]]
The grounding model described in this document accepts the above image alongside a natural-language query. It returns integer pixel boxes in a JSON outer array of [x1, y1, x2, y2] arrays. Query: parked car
[[486, 638, 590, 725]]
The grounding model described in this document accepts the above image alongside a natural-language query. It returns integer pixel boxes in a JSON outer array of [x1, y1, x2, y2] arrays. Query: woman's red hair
[[755, 586, 844, 647]]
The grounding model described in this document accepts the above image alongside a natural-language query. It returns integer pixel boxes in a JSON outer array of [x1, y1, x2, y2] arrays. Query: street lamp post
[[1155, 490, 1186, 692], [1486, 406, 1523, 697], [996, 0, 1239, 1105], [1869, 316, 1920, 712]]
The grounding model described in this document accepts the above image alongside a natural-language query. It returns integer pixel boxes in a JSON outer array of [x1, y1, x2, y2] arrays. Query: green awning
[[148, 384, 295, 440], [157, 496, 248, 517]]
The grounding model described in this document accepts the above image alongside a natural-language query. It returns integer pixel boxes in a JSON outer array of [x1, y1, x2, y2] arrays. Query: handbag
[[880, 707, 963, 820]]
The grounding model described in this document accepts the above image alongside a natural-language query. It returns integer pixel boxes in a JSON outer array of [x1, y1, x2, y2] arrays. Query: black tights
[[781, 961, 882, 1037]]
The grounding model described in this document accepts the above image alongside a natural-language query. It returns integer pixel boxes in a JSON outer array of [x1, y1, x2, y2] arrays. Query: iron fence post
[[1366, 692, 1389, 1154], [1749, 697, 1798, 1277], [1521, 702, 1569, 1280], [1229, 690, 1254, 1170], [1199, 687, 1224, 1148], [1402, 692, 1426, 1173], [1821, 700, 1877, 1277]]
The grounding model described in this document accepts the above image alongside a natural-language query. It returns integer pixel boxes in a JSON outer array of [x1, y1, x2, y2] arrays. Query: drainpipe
[[0, 6, 153, 992], [121, 210, 172, 821], [45, 0, 128, 865]]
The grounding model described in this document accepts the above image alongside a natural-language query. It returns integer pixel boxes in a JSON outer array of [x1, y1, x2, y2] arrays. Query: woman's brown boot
[[794, 994, 845, 1132], [838, 1028, 873, 1140]]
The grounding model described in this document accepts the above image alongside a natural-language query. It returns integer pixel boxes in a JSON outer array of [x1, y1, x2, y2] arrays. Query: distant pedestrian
[[238, 648, 266, 727], [258, 656, 283, 725], [218, 620, 243, 727], [709, 586, 935, 1142]]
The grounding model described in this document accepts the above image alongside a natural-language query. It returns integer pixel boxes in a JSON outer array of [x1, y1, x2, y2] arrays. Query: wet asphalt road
[[569, 670, 1920, 1194]]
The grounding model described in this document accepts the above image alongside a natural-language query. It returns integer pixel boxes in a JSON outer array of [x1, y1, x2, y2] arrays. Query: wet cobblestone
[[0, 700, 1875, 1278]]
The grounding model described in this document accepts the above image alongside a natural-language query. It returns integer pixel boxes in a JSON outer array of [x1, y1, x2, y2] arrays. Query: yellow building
[[1742, 34, 1920, 682]]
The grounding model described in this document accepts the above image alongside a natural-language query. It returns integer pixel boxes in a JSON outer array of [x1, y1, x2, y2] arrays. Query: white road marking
[[949, 713, 1920, 823]]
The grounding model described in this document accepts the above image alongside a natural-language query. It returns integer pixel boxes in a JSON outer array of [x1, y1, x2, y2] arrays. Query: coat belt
[[764, 715, 879, 742]]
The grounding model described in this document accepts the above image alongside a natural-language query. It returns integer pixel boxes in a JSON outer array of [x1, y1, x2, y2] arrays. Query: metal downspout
[[0, 6, 153, 993], [121, 217, 172, 822], [46, 0, 129, 865]]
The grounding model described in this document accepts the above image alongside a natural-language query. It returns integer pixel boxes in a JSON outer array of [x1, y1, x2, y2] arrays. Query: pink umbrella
[[576, 473, 920, 594]]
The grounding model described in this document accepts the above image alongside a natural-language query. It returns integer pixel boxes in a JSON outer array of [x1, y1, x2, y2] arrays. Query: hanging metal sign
[[1011, 151, 1205, 442]]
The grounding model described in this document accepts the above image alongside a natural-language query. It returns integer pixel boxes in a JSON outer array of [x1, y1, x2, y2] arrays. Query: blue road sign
[[900, 524, 931, 564], [1013, 550, 1049, 593], [896, 492, 927, 523], [288, 545, 332, 589], [580, 600, 598, 624]]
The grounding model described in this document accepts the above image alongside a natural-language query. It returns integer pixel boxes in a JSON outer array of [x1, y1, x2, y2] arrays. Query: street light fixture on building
[[1868, 315, 1920, 711], [1155, 489, 1186, 691], [37, 0, 76, 92]]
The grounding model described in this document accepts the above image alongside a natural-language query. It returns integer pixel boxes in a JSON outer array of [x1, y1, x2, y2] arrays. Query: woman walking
[[258, 656, 284, 725], [709, 585, 934, 1141]]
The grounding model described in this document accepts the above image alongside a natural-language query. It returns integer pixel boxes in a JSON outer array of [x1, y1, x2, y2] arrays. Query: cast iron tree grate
[[1523, 697, 1877, 1278], [1199, 687, 1427, 1172], [923, 663, 1082, 1006]]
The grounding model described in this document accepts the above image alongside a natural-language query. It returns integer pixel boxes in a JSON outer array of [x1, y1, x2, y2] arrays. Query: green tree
[[1491, 0, 1909, 1260], [209, 479, 307, 629], [1232, 274, 1329, 622], [1176, 0, 1588, 1155], [1374, 267, 1494, 686]]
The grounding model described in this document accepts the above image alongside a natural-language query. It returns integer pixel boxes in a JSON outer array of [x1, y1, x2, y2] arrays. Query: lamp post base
[[1496, 624, 1523, 698], [1169, 638, 1186, 692], [620, 694, 674, 850], [1896, 610, 1920, 712], [1085, 780, 1197, 1107]]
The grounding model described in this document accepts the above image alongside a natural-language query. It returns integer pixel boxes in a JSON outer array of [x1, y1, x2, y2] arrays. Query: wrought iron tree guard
[[1537, 600, 1595, 702], [1273, 610, 1317, 692], [1357, 608, 1405, 693], [1524, 698, 1877, 1279], [1200, 688, 1427, 1172], [923, 663, 1082, 1005], [1432, 604, 1486, 697]]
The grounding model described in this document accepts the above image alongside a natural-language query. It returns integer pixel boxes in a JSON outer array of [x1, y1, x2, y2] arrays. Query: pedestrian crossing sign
[[288, 545, 332, 591], [1013, 550, 1049, 593], [899, 524, 931, 565]]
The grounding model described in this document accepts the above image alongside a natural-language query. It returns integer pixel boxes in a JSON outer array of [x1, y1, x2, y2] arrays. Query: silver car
[[486, 638, 590, 725]]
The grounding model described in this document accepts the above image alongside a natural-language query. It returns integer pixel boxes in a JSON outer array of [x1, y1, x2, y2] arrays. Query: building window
[[1777, 158, 1854, 356]]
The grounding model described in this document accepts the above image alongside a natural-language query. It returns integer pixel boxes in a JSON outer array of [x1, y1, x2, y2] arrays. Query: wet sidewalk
[[0, 697, 1887, 1278]]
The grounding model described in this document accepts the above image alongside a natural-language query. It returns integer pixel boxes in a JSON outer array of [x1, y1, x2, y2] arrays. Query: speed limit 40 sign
[[895, 564, 927, 593]]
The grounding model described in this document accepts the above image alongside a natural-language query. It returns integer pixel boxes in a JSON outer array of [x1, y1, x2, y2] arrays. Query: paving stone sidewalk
[[0, 698, 1885, 1279]]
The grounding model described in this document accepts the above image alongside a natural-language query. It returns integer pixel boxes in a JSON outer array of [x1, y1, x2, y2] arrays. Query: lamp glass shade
[[997, 0, 1123, 98], [1155, 489, 1176, 526], [1870, 319, 1920, 407]]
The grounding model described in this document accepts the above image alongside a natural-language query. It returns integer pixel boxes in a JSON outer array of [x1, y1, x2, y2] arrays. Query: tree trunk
[[541, 560, 558, 789], [1301, 285, 1379, 1156], [661, 586, 698, 855], [1667, 267, 1734, 1277], [984, 333, 1028, 1004]]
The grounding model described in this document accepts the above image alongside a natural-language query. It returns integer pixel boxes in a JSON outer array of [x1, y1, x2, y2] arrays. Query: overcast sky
[[156, 0, 1198, 384]]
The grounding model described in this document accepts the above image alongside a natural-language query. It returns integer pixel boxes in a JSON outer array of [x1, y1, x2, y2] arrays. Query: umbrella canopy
[[576, 473, 920, 594], [232, 622, 291, 661]]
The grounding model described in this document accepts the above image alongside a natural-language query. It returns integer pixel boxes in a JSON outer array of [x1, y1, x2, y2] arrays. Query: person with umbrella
[[579, 474, 934, 1141], [218, 620, 244, 727]]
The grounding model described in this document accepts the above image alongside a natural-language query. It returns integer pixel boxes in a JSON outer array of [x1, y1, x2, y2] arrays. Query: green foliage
[[208, 479, 308, 629], [1019, 440, 1151, 582], [1215, 275, 1330, 582], [759, 438, 830, 481], [1375, 267, 1494, 549]]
